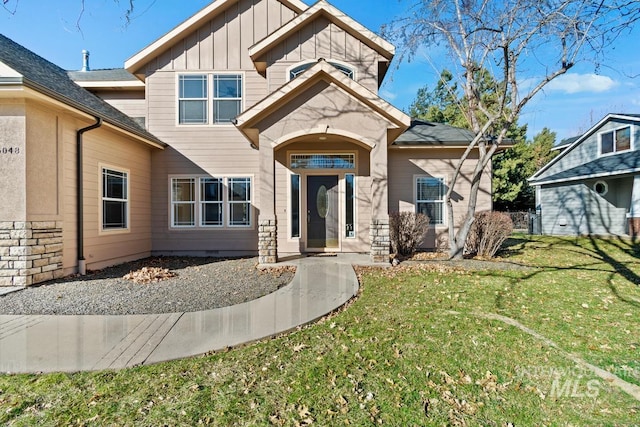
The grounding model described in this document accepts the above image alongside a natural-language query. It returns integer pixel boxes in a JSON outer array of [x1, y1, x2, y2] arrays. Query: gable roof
[[0, 34, 163, 148], [235, 59, 410, 145], [125, 0, 308, 75], [529, 150, 640, 185], [529, 113, 640, 184], [249, 0, 394, 74]]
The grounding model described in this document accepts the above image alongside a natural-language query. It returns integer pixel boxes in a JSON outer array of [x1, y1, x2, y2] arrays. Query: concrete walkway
[[0, 255, 368, 374]]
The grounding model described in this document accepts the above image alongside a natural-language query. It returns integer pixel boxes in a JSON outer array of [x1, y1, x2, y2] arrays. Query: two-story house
[[0, 0, 493, 287], [529, 113, 640, 237]]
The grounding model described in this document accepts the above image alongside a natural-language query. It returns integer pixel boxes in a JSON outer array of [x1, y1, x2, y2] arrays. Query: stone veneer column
[[258, 218, 277, 264], [0, 221, 63, 287], [370, 218, 390, 263]]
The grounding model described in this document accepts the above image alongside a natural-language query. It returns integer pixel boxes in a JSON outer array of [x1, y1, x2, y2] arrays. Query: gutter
[[77, 117, 103, 275]]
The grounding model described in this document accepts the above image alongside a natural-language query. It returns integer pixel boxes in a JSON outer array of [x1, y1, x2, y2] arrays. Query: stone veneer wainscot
[[0, 221, 63, 287]]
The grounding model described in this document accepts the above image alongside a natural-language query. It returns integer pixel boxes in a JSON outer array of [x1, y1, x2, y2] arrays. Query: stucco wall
[[0, 101, 26, 221]]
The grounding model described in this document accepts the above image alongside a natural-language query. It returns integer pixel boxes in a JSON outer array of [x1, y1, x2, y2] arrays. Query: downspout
[[77, 117, 102, 275]]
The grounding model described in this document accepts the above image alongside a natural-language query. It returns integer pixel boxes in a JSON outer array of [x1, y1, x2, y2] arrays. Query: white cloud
[[379, 88, 397, 101], [545, 73, 618, 94]]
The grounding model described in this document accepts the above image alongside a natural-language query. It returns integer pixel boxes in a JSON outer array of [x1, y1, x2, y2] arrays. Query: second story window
[[289, 61, 355, 81], [600, 126, 631, 155], [178, 74, 243, 125]]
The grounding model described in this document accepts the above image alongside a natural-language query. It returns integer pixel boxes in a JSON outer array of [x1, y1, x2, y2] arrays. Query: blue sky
[[2, 0, 638, 141]]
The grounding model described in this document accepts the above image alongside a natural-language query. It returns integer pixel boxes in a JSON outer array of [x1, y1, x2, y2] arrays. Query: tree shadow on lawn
[[495, 235, 640, 310]]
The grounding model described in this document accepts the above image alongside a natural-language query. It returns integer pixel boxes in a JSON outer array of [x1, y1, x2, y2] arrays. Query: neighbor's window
[[201, 178, 223, 227], [416, 177, 445, 225], [290, 174, 301, 238], [102, 168, 128, 230], [171, 178, 196, 227], [228, 177, 252, 227], [600, 126, 631, 155], [178, 75, 208, 124], [178, 74, 243, 125]]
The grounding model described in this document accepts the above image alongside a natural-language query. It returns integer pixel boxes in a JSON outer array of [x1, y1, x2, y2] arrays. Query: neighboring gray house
[[529, 114, 640, 237]]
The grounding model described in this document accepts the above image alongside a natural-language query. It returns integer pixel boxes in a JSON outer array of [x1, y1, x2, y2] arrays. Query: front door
[[307, 175, 339, 249]]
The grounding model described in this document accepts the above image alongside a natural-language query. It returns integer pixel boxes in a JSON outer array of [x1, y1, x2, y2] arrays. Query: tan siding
[[266, 19, 381, 93], [388, 148, 492, 249], [94, 91, 146, 120], [56, 114, 154, 274]]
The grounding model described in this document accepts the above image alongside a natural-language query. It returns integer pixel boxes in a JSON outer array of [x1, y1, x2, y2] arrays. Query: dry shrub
[[123, 267, 177, 284], [390, 212, 430, 256], [465, 211, 513, 258]]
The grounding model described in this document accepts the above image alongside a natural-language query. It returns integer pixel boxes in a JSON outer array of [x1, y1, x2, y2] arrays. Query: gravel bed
[[0, 257, 295, 315]]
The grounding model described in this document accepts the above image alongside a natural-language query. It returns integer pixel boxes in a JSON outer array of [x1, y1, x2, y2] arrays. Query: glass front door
[[307, 175, 339, 249]]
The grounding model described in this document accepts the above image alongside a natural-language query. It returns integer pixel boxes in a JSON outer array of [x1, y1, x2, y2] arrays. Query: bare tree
[[386, 0, 640, 259], [2, 0, 136, 26]]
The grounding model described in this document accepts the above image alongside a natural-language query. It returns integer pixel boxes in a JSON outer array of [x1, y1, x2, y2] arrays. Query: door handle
[[307, 210, 311, 223]]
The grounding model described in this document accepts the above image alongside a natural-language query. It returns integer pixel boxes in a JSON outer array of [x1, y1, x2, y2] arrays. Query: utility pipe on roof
[[77, 117, 102, 275]]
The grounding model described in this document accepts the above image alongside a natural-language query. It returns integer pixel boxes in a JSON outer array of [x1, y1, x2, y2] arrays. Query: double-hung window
[[416, 177, 445, 225], [170, 177, 252, 228], [600, 126, 632, 155], [178, 75, 208, 124], [102, 167, 128, 230], [228, 177, 252, 227], [201, 178, 223, 226], [178, 74, 243, 125]]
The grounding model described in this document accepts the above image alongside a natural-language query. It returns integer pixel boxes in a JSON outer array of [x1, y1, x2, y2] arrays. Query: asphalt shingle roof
[[530, 150, 640, 184], [68, 68, 140, 82], [393, 119, 477, 146], [0, 34, 162, 146]]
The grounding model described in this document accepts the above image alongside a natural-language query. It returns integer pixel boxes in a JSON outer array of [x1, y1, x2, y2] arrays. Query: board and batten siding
[[59, 114, 154, 274], [388, 148, 492, 249], [539, 177, 632, 236], [265, 16, 380, 93], [144, 0, 298, 74]]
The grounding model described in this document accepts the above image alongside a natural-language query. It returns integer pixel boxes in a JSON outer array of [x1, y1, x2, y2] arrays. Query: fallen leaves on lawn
[[123, 267, 177, 284]]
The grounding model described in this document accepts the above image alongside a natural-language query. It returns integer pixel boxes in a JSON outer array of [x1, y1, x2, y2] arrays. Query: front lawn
[[1, 235, 638, 425]]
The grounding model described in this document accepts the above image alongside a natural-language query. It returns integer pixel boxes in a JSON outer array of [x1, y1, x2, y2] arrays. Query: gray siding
[[536, 118, 639, 182], [539, 176, 632, 236]]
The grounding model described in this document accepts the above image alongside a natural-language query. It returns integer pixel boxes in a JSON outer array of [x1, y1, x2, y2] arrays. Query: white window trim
[[170, 176, 197, 229], [200, 177, 225, 228], [289, 151, 357, 171], [169, 175, 254, 230], [227, 176, 253, 228], [344, 173, 357, 239], [288, 172, 301, 241], [286, 59, 357, 82], [176, 72, 245, 127], [99, 164, 130, 235], [414, 175, 447, 227], [598, 124, 634, 157]]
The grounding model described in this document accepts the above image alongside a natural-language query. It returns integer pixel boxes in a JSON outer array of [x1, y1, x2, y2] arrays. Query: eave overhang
[[0, 77, 165, 150], [234, 60, 410, 146]]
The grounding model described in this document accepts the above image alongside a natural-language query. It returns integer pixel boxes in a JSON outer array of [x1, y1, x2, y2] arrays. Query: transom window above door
[[178, 74, 243, 125], [288, 61, 355, 81], [290, 153, 356, 169]]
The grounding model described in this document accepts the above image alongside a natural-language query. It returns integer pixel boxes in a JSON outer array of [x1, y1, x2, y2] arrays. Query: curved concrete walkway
[[0, 255, 368, 374]]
